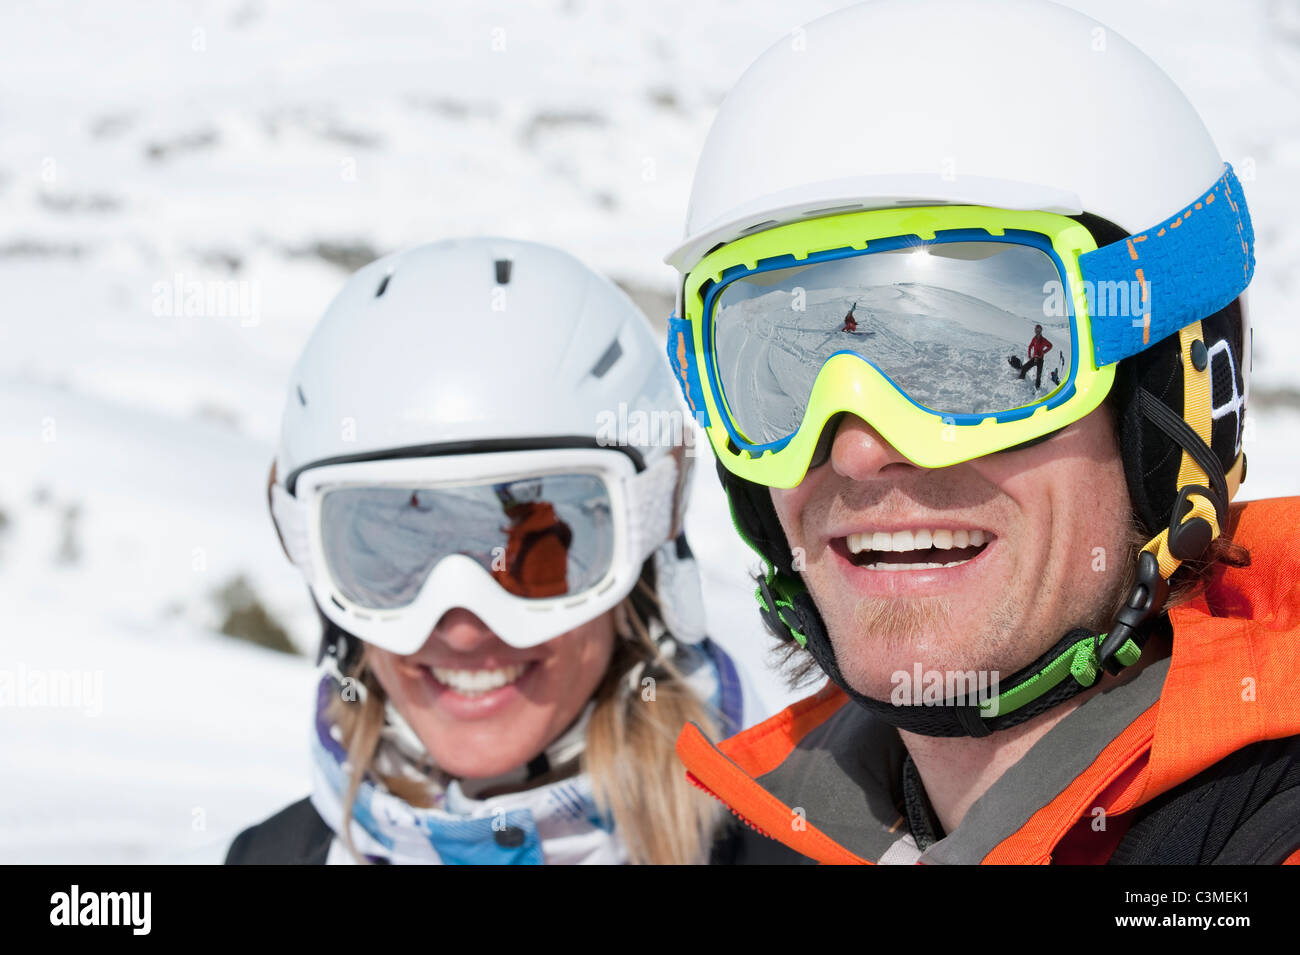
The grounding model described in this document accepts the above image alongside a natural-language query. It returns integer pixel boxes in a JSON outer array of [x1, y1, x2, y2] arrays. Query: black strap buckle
[[1096, 550, 1168, 676], [1167, 483, 1224, 562]]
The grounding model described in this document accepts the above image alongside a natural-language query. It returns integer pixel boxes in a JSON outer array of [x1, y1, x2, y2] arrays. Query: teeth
[[844, 529, 991, 554], [430, 664, 528, 697], [863, 560, 970, 571]]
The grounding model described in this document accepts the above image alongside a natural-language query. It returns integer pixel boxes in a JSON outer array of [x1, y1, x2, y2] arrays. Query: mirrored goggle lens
[[711, 240, 1072, 446], [319, 473, 615, 610]]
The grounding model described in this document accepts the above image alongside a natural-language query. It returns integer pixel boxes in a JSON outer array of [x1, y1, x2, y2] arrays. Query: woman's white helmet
[[271, 237, 706, 651]]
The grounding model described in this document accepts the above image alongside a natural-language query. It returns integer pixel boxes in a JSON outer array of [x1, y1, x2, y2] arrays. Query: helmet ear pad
[[1110, 298, 1246, 538], [1111, 324, 1185, 537]]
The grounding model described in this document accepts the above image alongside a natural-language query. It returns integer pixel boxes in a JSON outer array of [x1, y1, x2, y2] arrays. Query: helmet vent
[[495, 259, 512, 285], [805, 204, 861, 217], [591, 339, 622, 378], [296, 385, 307, 406], [375, 272, 392, 297]]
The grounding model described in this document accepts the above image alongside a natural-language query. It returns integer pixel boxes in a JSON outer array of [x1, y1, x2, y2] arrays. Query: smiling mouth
[[427, 662, 533, 697], [842, 528, 992, 571]]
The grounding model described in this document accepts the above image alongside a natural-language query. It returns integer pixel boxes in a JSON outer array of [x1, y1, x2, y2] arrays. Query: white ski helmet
[[270, 237, 706, 654], [668, 0, 1225, 273]]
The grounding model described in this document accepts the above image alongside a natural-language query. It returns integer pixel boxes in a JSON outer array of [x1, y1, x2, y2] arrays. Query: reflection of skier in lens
[[1018, 324, 1053, 390], [842, 301, 858, 333], [494, 485, 573, 598]]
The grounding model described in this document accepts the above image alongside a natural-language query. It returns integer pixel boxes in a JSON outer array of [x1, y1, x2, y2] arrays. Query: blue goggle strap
[[1082, 163, 1254, 367]]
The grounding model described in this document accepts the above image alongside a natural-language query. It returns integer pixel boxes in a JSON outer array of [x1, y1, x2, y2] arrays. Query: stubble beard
[[822, 589, 1025, 701]]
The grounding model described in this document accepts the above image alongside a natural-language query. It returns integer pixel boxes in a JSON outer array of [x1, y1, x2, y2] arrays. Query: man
[[665, 0, 1299, 864], [1018, 323, 1053, 389]]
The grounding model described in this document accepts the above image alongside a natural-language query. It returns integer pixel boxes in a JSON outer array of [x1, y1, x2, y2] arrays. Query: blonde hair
[[329, 577, 724, 865]]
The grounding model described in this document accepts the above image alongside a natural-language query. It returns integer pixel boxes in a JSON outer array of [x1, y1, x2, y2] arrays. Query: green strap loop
[[1114, 637, 1142, 668], [979, 632, 1142, 719]]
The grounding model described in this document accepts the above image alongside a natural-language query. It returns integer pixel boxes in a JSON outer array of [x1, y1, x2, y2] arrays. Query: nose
[[827, 413, 923, 482], [428, 607, 502, 654]]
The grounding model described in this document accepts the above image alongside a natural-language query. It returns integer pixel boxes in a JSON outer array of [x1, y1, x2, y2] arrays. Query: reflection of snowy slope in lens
[[326, 489, 498, 608], [715, 282, 1071, 445], [326, 480, 612, 609], [562, 495, 614, 588]]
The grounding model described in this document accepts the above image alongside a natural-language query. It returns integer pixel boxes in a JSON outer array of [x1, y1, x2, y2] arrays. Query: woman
[[226, 238, 754, 864]]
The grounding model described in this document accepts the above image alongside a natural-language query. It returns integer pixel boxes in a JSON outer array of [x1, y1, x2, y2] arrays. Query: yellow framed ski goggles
[[667, 166, 1253, 488]]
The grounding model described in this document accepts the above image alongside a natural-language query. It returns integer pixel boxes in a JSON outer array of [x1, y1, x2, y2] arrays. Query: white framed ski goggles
[[668, 164, 1254, 488], [271, 445, 678, 653]]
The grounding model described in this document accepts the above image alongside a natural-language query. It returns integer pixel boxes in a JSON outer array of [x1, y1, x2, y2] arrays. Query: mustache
[[843, 477, 997, 511], [806, 478, 1004, 534]]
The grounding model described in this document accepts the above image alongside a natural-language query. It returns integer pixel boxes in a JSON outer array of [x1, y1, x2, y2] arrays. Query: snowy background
[[2, 0, 1298, 863]]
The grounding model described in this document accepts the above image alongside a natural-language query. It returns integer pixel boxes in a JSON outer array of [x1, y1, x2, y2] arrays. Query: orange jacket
[[678, 497, 1300, 864], [493, 501, 573, 599]]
